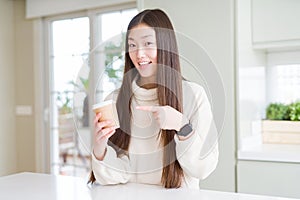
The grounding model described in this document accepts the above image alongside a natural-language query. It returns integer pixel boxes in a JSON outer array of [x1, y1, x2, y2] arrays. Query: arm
[[91, 146, 131, 185], [175, 85, 219, 180], [92, 93, 131, 185]]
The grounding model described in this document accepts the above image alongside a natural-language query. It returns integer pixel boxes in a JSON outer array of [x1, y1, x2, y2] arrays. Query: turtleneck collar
[[132, 78, 157, 101]]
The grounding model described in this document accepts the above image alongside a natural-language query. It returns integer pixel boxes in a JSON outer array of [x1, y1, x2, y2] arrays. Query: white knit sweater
[[92, 80, 219, 189]]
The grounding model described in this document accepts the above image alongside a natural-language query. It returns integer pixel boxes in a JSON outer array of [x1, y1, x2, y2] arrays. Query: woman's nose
[[136, 47, 146, 58]]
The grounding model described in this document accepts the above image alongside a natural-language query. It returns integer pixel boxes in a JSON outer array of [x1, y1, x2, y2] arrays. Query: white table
[[0, 172, 295, 200]]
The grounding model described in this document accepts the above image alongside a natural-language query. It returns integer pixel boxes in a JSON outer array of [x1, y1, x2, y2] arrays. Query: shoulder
[[182, 80, 210, 108], [182, 80, 206, 97], [104, 88, 120, 101], [181, 80, 212, 117]]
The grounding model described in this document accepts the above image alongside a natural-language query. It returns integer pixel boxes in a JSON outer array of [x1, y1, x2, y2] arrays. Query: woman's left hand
[[136, 105, 188, 131]]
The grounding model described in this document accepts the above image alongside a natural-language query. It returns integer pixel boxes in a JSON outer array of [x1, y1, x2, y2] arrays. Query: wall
[[236, 0, 266, 140], [139, 0, 236, 192], [14, 0, 36, 173], [0, 0, 17, 176], [26, 0, 135, 18]]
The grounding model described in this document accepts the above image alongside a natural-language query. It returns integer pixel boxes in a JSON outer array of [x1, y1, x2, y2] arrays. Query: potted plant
[[289, 101, 300, 121], [262, 101, 300, 144]]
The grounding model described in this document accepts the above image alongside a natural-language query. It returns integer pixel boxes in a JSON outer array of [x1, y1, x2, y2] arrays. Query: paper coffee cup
[[92, 100, 120, 128]]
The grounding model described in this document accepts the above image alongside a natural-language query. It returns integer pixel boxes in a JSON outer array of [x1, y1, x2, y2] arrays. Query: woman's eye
[[128, 44, 136, 48], [145, 42, 153, 46]]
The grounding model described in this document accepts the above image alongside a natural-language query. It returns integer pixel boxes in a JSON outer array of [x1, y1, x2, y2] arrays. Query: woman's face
[[128, 24, 158, 82]]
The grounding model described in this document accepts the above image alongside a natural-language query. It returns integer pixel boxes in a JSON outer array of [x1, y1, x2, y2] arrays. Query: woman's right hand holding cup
[[93, 112, 117, 161]]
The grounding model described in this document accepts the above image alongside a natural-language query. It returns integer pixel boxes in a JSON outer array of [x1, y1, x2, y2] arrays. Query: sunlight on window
[[268, 64, 300, 104], [97, 9, 137, 100], [52, 17, 89, 92], [51, 17, 90, 176], [100, 9, 137, 41]]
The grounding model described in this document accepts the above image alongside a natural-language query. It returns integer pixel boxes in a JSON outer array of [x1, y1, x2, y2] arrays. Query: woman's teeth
[[139, 61, 151, 65]]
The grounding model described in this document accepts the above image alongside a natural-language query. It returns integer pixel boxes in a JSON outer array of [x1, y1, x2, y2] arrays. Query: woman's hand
[[136, 105, 188, 131], [93, 113, 117, 161]]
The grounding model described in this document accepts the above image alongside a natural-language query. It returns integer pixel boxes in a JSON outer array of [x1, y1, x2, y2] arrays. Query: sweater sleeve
[[92, 89, 131, 185], [175, 83, 219, 180], [91, 146, 131, 185]]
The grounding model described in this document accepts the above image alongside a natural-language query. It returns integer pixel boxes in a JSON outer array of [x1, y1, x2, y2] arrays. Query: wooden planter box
[[262, 120, 300, 144]]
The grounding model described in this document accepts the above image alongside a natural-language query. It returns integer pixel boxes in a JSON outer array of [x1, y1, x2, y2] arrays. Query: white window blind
[[267, 64, 300, 104], [267, 51, 300, 104]]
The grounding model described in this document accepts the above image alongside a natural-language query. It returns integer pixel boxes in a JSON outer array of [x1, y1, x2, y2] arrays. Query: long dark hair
[[89, 9, 184, 188]]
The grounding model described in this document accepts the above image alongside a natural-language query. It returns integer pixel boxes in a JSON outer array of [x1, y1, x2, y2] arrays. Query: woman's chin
[[139, 73, 154, 78]]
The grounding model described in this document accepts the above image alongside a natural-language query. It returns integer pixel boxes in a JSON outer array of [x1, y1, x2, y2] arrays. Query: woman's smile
[[138, 60, 152, 69]]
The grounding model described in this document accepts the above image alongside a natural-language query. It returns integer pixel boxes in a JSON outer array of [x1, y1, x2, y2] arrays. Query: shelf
[[238, 136, 300, 163]]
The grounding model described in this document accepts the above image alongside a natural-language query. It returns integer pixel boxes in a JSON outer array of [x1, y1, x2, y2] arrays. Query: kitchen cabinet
[[252, 0, 300, 50], [237, 160, 300, 199]]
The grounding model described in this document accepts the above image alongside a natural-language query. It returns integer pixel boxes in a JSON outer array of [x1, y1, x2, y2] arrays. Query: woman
[[89, 9, 219, 189]]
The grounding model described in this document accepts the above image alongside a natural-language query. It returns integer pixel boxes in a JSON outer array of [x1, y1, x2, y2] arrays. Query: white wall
[[0, 0, 17, 176], [236, 0, 266, 140], [139, 0, 236, 192]]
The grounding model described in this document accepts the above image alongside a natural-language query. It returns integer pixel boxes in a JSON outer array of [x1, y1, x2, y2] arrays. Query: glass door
[[50, 16, 90, 176], [46, 7, 137, 178]]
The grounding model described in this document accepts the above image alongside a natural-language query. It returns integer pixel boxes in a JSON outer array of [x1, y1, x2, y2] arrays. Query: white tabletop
[[0, 172, 295, 200]]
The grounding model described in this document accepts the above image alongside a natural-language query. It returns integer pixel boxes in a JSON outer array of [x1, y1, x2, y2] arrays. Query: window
[[237, 51, 300, 162], [266, 64, 300, 105], [95, 9, 137, 101], [47, 7, 137, 177], [50, 17, 90, 176]]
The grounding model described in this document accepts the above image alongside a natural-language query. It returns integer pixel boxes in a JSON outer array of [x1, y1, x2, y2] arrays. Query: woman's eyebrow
[[141, 34, 154, 39], [128, 35, 154, 41]]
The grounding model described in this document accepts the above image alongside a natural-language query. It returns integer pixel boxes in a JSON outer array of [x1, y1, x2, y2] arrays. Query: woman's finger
[[93, 112, 102, 125], [101, 126, 116, 135], [96, 127, 117, 141], [94, 121, 113, 140], [103, 129, 116, 139], [96, 120, 112, 130]]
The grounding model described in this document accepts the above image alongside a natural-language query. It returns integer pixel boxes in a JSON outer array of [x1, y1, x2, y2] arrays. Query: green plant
[[266, 103, 290, 120], [104, 35, 125, 86], [289, 101, 300, 121], [80, 77, 89, 92], [69, 77, 89, 93], [266, 101, 300, 121], [56, 91, 72, 115]]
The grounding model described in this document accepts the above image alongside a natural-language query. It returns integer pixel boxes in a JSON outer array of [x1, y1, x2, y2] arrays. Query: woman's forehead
[[128, 24, 156, 41]]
